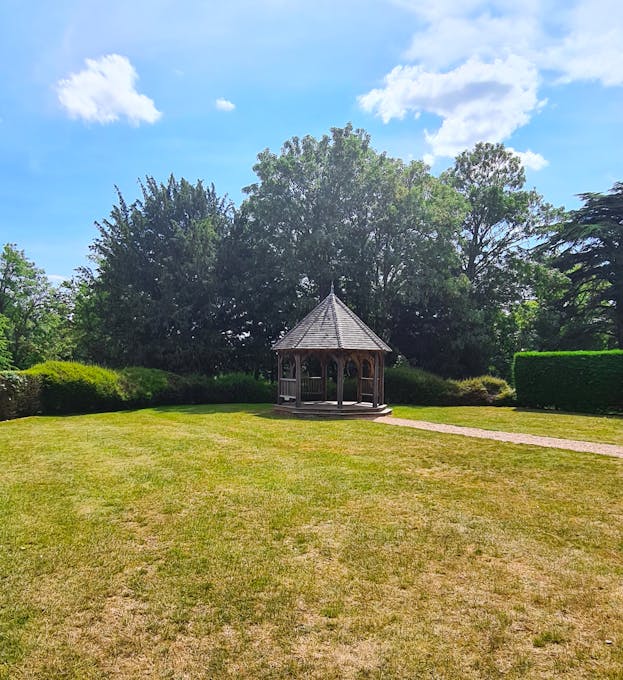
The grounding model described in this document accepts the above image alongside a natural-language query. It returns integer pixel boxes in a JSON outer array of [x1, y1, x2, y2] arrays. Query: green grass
[[1, 404, 623, 678], [393, 405, 623, 446]]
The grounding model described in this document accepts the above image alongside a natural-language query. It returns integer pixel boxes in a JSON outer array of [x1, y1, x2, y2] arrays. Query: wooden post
[[337, 354, 344, 409], [380, 353, 385, 405], [295, 353, 302, 407], [373, 353, 379, 407], [277, 353, 283, 404], [356, 356, 362, 403], [321, 355, 328, 401]]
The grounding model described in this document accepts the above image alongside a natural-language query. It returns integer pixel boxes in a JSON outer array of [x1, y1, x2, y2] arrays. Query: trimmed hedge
[[25, 361, 125, 414], [1, 362, 276, 420], [385, 366, 514, 406], [513, 350, 623, 413], [1, 360, 513, 421], [0, 372, 42, 420]]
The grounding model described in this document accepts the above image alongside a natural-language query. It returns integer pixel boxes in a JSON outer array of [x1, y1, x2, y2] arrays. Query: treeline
[[2, 125, 622, 379]]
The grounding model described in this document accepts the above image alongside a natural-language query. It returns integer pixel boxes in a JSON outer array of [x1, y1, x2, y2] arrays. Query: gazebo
[[273, 286, 392, 417]]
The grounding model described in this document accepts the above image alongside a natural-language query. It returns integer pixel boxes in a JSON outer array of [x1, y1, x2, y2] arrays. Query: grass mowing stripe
[[1, 404, 622, 678]]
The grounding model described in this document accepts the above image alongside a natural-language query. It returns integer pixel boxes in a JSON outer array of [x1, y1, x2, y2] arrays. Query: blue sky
[[1, 0, 622, 279]]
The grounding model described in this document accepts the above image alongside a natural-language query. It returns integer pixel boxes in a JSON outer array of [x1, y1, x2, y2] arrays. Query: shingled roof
[[272, 290, 391, 352]]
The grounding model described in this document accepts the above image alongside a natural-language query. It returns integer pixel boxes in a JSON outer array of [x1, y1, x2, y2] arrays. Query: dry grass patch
[[1, 405, 623, 678]]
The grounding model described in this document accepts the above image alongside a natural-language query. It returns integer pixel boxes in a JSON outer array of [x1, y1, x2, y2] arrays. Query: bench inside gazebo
[[272, 286, 392, 418]]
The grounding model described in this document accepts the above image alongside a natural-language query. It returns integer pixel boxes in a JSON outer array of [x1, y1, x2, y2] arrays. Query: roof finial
[[330, 280, 334, 295]]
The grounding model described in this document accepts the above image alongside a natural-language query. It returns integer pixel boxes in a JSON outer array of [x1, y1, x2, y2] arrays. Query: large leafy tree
[[441, 142, 556, 375], [546, 182, 623, 347], [77, 176, 233, 372], [219, 124, 467, 374], [442, 142, 545, 295], [0, 244, 72, 368]]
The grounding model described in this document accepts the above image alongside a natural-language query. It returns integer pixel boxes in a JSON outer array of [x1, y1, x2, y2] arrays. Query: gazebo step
[[274, 402, 392, 419]]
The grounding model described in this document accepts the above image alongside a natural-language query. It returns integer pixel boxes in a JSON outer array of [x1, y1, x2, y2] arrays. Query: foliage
[[513, 350, 623, 413], [118, 366, 192, 406], [0, 371, 41, 420], [385, 366, 513, 406], [455, 375, 515, 406], [442, 143, 545, 293], [440, 143, 556, 376], [0, 315, 12, 370], [0, 244, 73, 369], [200, 372, 275, 404], [77, 176, 234, 373], [24, 361, 125, 414], [221, 124, 467, 375], [2, 361, 275, 420], [545, 182, 623, 347]]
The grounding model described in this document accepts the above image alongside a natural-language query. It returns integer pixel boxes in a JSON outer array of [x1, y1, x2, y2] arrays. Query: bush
[[24, 361, 125, 414], [385, 366, 514, 406], [385, 366, 461, 405], [199, 373, 275, 404], [119, 367, 194, 407], [455, 375, 516, 406], [0, 372, 42, 420], [513, 350, 623, 413]]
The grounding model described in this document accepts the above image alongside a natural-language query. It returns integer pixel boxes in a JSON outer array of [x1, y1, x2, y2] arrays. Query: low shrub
[[24, 361, 125, 414], [119, 367, 194, 407], [0, 372, 42, 420], [199, 372, 275, 404], [455, 375, 516, 406], [385, 366, 461, 405], [513, 350, 623, 413], [385, 366, 514, 406]]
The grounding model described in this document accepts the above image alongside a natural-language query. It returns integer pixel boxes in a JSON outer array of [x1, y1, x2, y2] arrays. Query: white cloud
[[57, 54, 161, 125], [360, 0, 623, 166], [508, 148, 549, 171], [359, 56, 543, 159], [215, 98, 236, 112], [47, 274, 69, 285]]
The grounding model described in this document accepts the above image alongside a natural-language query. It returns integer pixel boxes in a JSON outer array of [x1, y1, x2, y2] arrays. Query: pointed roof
[[272, 291, 391, 352]]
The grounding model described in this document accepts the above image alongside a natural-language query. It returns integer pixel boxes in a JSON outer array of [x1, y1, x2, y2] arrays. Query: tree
[[546, 182, 623, 347], [440, 143, 557, 375], [442, 142, 545, 294], [219, 124, 467, 375], [77, 176, 234, 372], [0, 244, 71, 368]]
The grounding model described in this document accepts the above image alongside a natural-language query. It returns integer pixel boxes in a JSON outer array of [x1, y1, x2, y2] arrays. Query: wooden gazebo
[[273, 287, 392, 417]]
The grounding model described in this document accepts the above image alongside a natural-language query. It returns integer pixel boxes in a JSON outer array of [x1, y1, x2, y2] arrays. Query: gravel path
[[373, 416, 623, 459]]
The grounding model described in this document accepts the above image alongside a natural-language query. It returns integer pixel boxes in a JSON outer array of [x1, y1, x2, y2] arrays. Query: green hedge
[[25, 361, 125, 414], [0, 372, 42, 420], [2, 360, 515, 421], [1, 362, 275, 420], [385, 366, 514, 406], [513, 350, 623, 413]]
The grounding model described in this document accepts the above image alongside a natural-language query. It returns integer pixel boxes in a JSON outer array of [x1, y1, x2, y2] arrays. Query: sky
[[1, 0, 622, 280]]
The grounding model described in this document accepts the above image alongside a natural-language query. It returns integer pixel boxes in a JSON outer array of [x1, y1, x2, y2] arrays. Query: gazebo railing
[[279, 378, 297, 400], [361, 376, 375, 400], [301, 376, 322, 398]]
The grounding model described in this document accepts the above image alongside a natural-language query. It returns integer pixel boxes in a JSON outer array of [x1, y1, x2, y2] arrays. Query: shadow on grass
[[150, 402, 275, 416], [509, 406, 623, 421], [150, 403, 340, 422]]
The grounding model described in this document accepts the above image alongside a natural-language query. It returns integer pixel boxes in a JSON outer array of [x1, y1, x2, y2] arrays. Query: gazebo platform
[[274, 400, 392, 419]]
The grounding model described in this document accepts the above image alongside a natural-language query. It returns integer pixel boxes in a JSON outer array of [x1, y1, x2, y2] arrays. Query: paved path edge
[[373, 416, 623, 459]]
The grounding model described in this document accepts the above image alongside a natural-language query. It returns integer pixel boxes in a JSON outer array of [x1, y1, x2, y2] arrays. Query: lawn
[[1, 404, 622, 679], [392, 406, 623, 446]]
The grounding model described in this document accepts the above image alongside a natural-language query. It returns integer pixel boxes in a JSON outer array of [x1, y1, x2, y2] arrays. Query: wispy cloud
[[360, 0, 623, 166], [57, 54, 161, 125], [47, 274, 69, 285], [215, 98, 236, 112]]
